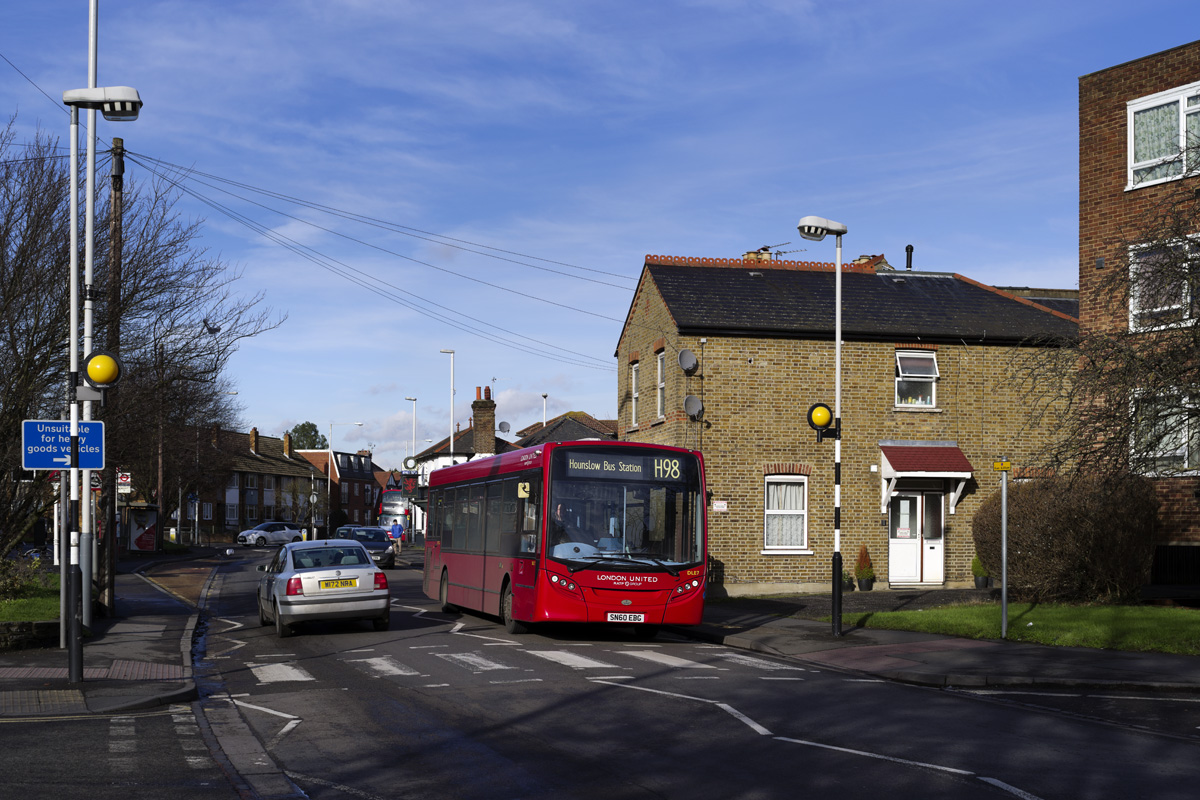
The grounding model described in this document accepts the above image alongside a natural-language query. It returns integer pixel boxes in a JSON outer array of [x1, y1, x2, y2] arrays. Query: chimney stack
[[471, 385, 497, 458], [249, 427, 259, 454]]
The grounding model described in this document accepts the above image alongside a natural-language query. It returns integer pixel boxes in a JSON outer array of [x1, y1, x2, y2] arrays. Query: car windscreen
[[352, 529, 388, 543], [291, 546, 370, 569]]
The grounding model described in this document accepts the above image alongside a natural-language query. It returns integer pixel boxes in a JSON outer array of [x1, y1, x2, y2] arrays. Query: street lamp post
[[327, 421, 363, 535], [542, 393, 548, 428], [62, 67, 143, 680], [797, 215, 848, 637], [440, 350, 455, 463], [406, 397, 417, 463]]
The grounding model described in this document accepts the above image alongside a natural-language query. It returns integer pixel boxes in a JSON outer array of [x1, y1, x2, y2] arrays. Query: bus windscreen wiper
[[567, 554, 679, 577]]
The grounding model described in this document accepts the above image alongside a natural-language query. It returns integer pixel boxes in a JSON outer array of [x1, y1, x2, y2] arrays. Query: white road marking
[[977, 778, 1046, 799], [774, 737, 974, 774], [435, 651, 516, 672], [526, 650, 621, 669], [589, 680, 771, 735], [248, 662, 315, 684], [619, 651, 717, 669], [232, 699, 301, 720], [715, 653, 806, 671], [346, 656, 421, 677]]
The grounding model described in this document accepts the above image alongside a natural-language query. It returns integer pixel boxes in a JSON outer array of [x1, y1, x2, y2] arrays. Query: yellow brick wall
[[616, 274, 1065, 594]]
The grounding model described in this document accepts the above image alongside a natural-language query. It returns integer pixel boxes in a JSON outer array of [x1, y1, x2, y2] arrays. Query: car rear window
[[292, 546, 370, 569], [353, 529, 387, 543]]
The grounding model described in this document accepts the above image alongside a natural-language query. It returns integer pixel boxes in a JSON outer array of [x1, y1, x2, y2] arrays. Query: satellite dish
[[677, 349, 699, 375], [498, 421, 511, 433], [684, 395, 704, 420], [403, 456, 418, 470]]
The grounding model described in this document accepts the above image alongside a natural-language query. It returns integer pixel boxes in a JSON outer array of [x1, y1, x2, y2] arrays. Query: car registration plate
[[320, 578, 358, 589], [606, 612, 645, 623]]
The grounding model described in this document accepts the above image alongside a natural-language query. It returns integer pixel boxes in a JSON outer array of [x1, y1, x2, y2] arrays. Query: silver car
[[256, 539, 390, 638], [237, 521, 304, 547]]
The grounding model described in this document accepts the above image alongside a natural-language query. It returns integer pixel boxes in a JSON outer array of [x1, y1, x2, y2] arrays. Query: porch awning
[[879, 441, 973, 514]]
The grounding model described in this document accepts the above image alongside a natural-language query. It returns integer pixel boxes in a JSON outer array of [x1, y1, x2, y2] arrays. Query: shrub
[[971, 555, 989, 578], [971, 473, 1158, 603], [854, 545, 875, 581], [0, 558, 48, 601]]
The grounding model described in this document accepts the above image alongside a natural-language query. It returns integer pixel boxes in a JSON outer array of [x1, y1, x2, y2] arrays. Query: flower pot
[[856, 578, 873, 591], [974, 576, 989, 589]]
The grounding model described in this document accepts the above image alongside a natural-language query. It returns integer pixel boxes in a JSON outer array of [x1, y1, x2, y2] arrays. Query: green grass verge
[[0, 573, 60, 623], [841, 602, 1200, 655]]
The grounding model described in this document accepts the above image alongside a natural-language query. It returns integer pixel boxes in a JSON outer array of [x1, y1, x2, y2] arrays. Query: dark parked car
[[347, 526, 397, 569]]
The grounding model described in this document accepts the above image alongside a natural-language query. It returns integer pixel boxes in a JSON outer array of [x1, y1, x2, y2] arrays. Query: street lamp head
[[405, 396, 417, 402], [796, 215, 848, 242], [63, 86, 143, 121]]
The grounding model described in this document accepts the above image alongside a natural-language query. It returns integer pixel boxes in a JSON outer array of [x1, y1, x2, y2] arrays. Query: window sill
[[893, 406, 941, 413], [761, 549, 813, 556], [650, 418, 665, 427]]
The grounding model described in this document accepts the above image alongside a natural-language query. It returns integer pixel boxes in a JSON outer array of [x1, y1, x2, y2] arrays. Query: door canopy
[[879, 441, 973, 514]]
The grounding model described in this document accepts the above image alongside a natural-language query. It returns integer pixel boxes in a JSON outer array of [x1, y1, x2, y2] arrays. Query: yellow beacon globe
[[86, 353, 120, 386], [809, 403, 832, 429]]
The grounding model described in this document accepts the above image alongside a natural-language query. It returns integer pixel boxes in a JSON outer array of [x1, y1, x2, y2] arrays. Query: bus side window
[[427, 491, 441, 541], [484, 482, 503, 554]]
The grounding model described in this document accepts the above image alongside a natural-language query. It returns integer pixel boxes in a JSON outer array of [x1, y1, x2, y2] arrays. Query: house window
[[245, 474, 257, 489], [354, 482, 360, 497], [225, 503, 238, 523], [630, 363, 640, 427], [656, 351, 666, 419], [1129, 240, 1200, 330], [764, 476, 807, 550], [247, 505, 258, 522], [895, 351, 938, 408], [1134, 393, 1200, 472], [264, 475, 275, 490], [341, 482, 349, 503], [202, 502, 212, 521], [1128, 79, 1200, 188], [226, 473, 239, 489]]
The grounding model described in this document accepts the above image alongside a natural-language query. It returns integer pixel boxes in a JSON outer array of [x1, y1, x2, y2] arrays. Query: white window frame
[[1134, 391, 1200, 474], [1127, 79, 1200, 190], [894, 350, 939, 408], [247, 504, 258, 522], [245, 474, 257, 489], [763, 475, 809, 554], [1129, 238, 1200, 331], [202, 502, 212, 521], [341, 482, 349, 503], [656, 351, 666, 419], [226, 473, 239, 489], [630, 362, 639, 428], [225, 503, 238, 523], [264, 475, 275, 490]]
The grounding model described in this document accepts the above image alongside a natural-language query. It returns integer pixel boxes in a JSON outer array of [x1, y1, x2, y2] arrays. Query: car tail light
[[374, 572, 388, 591], [286, 576, 303, 596]]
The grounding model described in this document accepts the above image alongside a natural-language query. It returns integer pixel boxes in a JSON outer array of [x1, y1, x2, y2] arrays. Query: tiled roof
[[881, 443, 974, 474], [642, 257, 1077, 344], [515, 413, 618, 447], [221, 431, 323, 479]]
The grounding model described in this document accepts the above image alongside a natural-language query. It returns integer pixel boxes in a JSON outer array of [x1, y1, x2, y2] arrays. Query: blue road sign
[[21, 420, 104, 470]]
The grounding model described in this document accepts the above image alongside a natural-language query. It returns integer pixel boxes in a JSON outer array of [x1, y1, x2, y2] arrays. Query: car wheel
[[372, 607, 390, 632], [258, 595, 269, 627], [291, 535, 301, 542], [439, 571, 456, 614], [274, 602, 292, 638], [255, 536, 267, 547], [501, 582, 527, 635]]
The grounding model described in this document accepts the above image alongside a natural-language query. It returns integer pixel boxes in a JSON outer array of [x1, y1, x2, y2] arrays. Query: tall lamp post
[[440, 350, 455, 463], [327, 421, 363, 535], [797, 215, 848, 637], [406, 397, 417, 462], [62, 79, 142, 681]]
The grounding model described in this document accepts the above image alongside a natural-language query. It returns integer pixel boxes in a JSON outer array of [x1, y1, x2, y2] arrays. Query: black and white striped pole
[[799, 216, 848, 637]]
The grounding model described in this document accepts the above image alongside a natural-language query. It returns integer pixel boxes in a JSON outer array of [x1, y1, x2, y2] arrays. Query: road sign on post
[[21, 420, 104, 470]]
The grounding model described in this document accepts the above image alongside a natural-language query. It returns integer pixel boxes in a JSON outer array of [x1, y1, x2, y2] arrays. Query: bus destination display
[[564, 453, 688, 482]]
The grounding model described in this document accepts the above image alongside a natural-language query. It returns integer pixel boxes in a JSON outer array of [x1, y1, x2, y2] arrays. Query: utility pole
[[100, 137, 124, 616]]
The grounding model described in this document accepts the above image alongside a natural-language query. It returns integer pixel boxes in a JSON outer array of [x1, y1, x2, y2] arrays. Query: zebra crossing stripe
[[620, 651, 718, 669], [526, 651, 621, 669], [248, 662, 315, 684], [435, 651, 516, 672], [346, 656, 421, 677]]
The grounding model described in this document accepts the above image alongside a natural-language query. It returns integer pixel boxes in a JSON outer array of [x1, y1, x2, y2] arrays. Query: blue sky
[[3, 1, 1197, 471]]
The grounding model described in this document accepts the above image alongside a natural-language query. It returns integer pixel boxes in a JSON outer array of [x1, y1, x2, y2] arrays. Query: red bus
[[423, 441, 707, 636]]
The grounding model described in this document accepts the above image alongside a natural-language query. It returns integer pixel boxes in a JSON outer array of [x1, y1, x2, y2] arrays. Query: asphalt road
[[184, 553, 1200, 800]]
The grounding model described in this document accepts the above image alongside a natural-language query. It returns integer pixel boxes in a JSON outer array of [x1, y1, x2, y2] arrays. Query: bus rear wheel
[[501, 583, 528, 635], [439, 571, 456, 614]]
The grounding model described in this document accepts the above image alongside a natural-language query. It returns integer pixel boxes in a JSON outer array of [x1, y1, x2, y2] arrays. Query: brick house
[[1078, 40, 1200, 581], [194, 428, 326, 539], [616, 254, 1076, 595], [297, 447, 381, 532]]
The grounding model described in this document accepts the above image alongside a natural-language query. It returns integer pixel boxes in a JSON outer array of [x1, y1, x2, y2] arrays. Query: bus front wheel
[[501, 583, 528, 635], [439, 571, 456, 614]]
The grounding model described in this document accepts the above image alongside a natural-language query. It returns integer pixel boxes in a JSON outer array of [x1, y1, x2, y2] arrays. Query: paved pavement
[[2, 548, 1198, 719]]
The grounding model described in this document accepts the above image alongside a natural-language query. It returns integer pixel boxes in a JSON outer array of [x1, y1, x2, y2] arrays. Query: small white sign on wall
[[712, 500, 728, 512]]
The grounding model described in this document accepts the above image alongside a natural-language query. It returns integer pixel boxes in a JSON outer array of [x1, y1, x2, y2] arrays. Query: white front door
[[888, 492, 944, 584]]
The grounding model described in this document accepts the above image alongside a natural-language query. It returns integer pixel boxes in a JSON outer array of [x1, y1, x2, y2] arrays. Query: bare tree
[[0, 120, 283, 555]]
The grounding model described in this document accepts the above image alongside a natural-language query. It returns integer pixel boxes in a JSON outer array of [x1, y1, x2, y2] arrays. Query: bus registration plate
[[606, 612, 645, 623], [320, 578, 358, 589]]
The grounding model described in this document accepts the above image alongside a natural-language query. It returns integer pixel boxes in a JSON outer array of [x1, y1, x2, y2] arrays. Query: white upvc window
[[656, 351, 666, 419], [225, 503, 238, 523], [202, 502, 212, 521], [264, 475, 275, 490], [341, 482, 349, 503], [895, 351, 939, 408], [1134, 392, 1200, 473], [247, 504, 258, 522], [245, 474, 257, 489], [764, 475, 808, 551], [1129, 239, 1200, 330], [630, 362, 640, 427], [1128, 79, 1200, 189], [226, 473, 239, 489]]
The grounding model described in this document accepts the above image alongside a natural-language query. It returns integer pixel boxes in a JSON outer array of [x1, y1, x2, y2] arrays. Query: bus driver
[[552, 502, 594, 546]]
